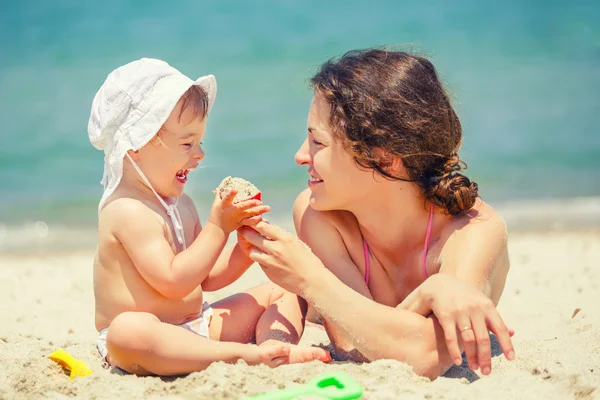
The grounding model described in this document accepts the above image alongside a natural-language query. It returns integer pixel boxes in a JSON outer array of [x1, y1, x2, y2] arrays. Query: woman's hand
[[238, 221, 323, 295], [400, 273, 515, 375]]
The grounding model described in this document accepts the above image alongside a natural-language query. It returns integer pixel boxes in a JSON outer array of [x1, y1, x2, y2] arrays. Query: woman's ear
[[372, 148, 409, 180], [389, 156, 411, 180], [373, 148, 397, 172], [389, 156, 404, 174]]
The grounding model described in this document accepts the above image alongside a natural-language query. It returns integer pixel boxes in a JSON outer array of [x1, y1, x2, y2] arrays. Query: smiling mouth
[[176, 169, 191, 183], [308, 173, 323, 185]]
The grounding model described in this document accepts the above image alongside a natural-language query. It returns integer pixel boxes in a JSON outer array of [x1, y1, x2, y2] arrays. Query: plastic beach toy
[[247, 371, 363, 399], [49, 349, 93, 380]]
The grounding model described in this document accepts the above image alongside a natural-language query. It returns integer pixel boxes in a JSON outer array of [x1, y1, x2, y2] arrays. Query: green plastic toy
[[247, 371, 363, 399]]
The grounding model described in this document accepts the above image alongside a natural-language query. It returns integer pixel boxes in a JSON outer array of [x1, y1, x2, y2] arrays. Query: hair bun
[[442, 154, 463, 174], [426, 156, 478, 215]]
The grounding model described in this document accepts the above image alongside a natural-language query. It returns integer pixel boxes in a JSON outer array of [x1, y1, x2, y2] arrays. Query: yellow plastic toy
[[49, 349, 93, 380]]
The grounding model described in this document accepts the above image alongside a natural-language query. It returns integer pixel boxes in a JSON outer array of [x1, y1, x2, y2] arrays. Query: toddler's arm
[[201, 243, 252, 292], [104, 190, 268, 300], [104, 198, 227, 299]]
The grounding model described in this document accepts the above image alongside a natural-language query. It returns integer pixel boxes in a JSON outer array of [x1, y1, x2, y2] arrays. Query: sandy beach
[[1, 227, 599, 399], [2, 0, 597, 398]]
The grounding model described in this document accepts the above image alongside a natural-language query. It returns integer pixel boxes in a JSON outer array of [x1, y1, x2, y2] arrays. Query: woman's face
[[295, 94, 379, 211]]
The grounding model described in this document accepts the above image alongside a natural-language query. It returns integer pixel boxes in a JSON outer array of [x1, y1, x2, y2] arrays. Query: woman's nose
[[294, 138, 310, 166]]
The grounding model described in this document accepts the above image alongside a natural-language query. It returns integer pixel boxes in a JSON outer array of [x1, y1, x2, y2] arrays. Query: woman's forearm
[[302, 269, 452, 378], [396, 280, 434, 316], [320, 317, 369, 362]]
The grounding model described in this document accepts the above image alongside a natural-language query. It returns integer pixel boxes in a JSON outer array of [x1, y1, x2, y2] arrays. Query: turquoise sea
[[0, 0, 599, 250]]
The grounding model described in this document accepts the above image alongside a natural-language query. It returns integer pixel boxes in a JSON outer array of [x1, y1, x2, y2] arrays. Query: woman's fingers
[[252, 221, 290, 241], [471, 312, 492, 375], [441, 318, 462, 366], [240, 227, 273, 252], [486, 308, 515, 362], [248, 247, 269, 265], [458, 319, 478, 371]]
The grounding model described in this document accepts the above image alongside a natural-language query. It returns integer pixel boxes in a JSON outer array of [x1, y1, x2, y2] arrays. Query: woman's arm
[[401, 212, 509, 310], [304, 266, 453, 379], [293, 201, 374, 361], [294, 197, 462, 372], [241, 218, 455, 379], [397, 210, 514, 373]]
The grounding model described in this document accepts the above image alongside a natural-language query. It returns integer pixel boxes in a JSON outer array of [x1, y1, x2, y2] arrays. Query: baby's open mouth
[[176, 169, 190, 183]]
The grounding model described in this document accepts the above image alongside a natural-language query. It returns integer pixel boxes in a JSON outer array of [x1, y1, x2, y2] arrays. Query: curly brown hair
[[310, 48, 478, 216]]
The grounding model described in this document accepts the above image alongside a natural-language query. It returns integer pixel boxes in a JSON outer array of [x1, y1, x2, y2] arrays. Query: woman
[[241, 49, 515, 379]]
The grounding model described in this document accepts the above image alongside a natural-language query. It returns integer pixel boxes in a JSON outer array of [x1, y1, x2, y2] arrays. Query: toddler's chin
[[172, 187, 185, 197], [160, 185, 184, 199]]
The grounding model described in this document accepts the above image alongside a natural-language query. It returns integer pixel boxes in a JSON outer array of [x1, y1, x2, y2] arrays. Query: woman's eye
[[183, 143, 193, 147], [312, 140, 323, 146]]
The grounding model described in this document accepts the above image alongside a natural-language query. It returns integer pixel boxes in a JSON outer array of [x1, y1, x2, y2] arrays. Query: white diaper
[[97, 302, 214, 362]]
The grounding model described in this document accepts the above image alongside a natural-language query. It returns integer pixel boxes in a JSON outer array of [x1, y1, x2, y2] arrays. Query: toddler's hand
[[208, 189, 270, 234], [236, 215, 266, 256]]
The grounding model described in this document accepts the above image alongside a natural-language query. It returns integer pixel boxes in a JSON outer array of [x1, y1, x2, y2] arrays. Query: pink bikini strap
[[422, 204, 434, 279], [363, 238, 370, 285]]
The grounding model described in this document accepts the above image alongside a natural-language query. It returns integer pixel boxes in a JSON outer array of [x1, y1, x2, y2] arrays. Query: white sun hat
[[88, 57, 217, 214]]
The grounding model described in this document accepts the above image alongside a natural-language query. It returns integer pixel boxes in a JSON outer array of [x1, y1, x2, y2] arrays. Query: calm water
[[1, 0, 599, 231]]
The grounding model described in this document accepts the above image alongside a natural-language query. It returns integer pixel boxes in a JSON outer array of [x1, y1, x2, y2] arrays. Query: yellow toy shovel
[[49, 349, 93, 380]]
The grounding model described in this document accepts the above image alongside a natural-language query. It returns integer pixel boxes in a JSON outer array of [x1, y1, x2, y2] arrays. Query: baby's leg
[[210, 282, 331, 363], [105, 312, 290, 376], [210, 282, 305, 344]]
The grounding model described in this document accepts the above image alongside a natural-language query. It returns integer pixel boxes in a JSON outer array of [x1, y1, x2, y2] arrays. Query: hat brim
[[193, 74, 217, 113]]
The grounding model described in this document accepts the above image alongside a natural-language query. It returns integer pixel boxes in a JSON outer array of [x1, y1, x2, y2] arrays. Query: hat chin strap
[[125, 153, 186, 250]]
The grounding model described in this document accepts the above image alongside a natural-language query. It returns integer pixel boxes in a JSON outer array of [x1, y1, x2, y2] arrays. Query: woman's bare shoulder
[[438, 199, 510, 302], [439, 199, 509, 274], [443, 198, 508, 242]]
